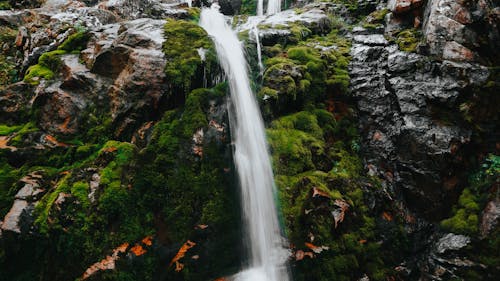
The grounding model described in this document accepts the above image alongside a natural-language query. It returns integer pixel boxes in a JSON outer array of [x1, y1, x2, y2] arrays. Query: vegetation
[[163, 20, 216, 92], [395, 29, 422, 53], [24, 30, 89, 85], [0, 26, 18, 86], [441, 154, 499, 235]]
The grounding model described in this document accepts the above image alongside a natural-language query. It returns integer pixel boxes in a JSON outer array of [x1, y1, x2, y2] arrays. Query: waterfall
[[200, 5, 290, 281], [267, 0, 281, 15], [257, 0, 264, 16], [252, 27, 264, 75], [258, 0, 281, 16]]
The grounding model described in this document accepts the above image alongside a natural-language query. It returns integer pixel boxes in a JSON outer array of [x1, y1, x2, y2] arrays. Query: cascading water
[[200, 5, 290, 281], [257, 0, 281, 16], [266, 0, 281, 15]]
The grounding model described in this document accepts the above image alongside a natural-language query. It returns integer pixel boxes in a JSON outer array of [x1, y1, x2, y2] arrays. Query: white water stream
[[258, 0, 282, 16], [200, 5, 290, 281]]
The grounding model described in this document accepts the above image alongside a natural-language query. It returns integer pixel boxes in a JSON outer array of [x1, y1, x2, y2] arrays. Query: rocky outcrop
[[1, 171, 46, 235], [422, 0, 498, 64], [350, 24, 490, 218]]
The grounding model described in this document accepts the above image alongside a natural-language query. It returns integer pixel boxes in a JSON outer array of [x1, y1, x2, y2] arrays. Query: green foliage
[[163, 19, 214, 90]]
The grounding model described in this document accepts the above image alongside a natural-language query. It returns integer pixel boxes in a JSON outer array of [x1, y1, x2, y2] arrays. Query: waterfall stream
[[200, 5, 290, 281], [257, 0, 282, 16]]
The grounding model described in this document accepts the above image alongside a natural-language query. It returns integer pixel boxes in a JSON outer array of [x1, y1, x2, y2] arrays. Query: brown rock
[[480, 200, 500, 238], [443, 41, 474, 61]]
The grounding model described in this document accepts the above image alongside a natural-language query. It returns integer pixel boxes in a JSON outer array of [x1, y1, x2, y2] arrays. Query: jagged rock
[[98, 0, 189, 20], [350, 23, 490, 218], [0, 171, 46, 235], [423, 0, 499, 64], [0, 82, 35, 123], [435, 233, 470, 254], [35, 85, 87, 135], [219, 0, 241, 15]]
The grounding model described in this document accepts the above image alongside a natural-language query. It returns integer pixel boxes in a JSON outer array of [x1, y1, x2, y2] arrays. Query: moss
[[9, 122, 39, 146], [185, 7, 201, 22], [133, 87, 242, 279], [396, 29, 421, 53], [23, 65, 54, 85], [365, 8, 389, 24], [0, 124, 22, 135], [0, 26, 18, 86], [441, 154, 499, 235], [0, 1, 11, 9], [163, 19, 215, 91], [57, 31, 90, 52], [23, 30, 91, 85]]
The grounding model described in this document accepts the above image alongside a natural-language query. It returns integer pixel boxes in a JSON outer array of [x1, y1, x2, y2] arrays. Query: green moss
[[441, 154, 499, 235], [396, 29, 421, 53], [163, 19, 215, 91], [0, 1, 11, 9], [0, 124, 22, 135], [0, 26, 18, 86], [23, 65, 54, 85], [23, 30, 90, 85], [9, 122, 39, 146], [57, 31, 90, 52]]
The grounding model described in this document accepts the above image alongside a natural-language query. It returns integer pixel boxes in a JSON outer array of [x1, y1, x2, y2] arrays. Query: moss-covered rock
[[0, 26, 18, 86], [163, 20, 216, 93]]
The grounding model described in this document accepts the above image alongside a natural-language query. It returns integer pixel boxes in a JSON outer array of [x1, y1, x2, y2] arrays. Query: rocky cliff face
[[0, 0, 498, 280]]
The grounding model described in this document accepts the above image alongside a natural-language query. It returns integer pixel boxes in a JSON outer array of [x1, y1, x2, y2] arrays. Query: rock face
[[350, 24, 489, 218], [350, 0, 499, 279]]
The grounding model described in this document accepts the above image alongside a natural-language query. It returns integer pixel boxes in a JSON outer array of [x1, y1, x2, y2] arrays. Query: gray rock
[[436, 233, 471, 254]]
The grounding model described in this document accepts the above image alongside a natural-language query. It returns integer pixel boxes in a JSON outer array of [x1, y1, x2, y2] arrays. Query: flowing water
[[200, 5, 290, 281], [257, 0, 281, 16]]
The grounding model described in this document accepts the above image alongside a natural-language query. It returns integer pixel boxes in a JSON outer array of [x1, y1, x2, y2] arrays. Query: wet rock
[[34, 85, 87, 135], [435, 233, 470, 254], [422, 0, 499, 64], [0, 82, 35, 123], [98, 0, 189, 20], [0, 171, 46, 235], [480, 200, 500, 238], [350, 21, 490, 219], [219, 0, 241, 15]]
